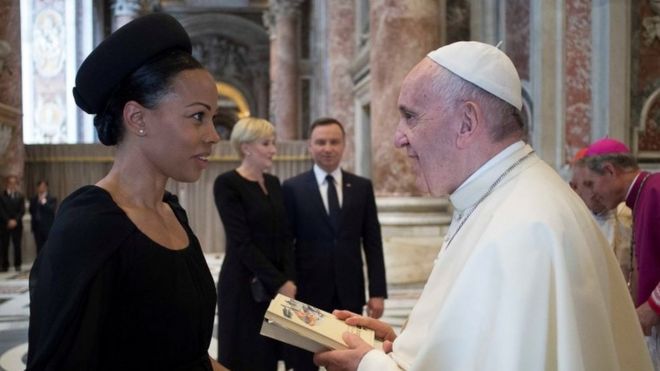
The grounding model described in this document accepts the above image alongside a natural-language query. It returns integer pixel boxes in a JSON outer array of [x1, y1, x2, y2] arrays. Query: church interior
[[0, 0, 659, 369]]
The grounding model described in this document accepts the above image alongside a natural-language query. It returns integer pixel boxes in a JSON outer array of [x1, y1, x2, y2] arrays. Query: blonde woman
[[214, 117, 296, 370]]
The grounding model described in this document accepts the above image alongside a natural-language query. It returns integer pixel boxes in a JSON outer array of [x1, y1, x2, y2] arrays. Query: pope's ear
[[123, 101, 146, 135], [456, 101, 481, 148]]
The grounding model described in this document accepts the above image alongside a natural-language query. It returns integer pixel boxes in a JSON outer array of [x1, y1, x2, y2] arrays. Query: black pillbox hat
[[72, 13, 192, 115]]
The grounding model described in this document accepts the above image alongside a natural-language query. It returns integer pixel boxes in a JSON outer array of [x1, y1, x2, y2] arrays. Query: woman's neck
[[236, 162, 264, 183], [97, 162, 167, 209]]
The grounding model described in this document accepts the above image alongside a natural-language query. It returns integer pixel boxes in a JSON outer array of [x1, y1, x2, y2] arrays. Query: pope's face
[[394, 60, 462, 196]]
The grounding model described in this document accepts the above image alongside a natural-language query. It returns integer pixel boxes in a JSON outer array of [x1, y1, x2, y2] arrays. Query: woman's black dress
[[214, 170, 295, 371], [27, 186, 217, 370]]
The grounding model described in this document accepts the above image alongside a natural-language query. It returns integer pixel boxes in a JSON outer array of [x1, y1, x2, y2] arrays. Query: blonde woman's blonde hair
[[230, 117, 275, 157]]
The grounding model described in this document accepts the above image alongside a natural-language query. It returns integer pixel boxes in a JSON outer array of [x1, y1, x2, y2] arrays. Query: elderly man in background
[[577, 138, 660, 369], [570, 147, 633, 282], [313, 41, 652, 371]]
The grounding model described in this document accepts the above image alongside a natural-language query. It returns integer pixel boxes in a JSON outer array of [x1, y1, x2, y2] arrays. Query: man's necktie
[[326, 174, 340, 228]]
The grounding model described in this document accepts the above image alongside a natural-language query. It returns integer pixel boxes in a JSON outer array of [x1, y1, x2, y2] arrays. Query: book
[[260, 294, 383, 353]]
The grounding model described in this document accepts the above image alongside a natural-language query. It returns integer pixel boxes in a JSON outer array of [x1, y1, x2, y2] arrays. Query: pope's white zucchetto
[[427, 41, 523, 110]]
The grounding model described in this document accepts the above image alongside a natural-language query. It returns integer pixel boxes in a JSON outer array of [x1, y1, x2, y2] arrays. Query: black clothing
[[326, 174, 340, 229], [0, 190, 25, 271], [29, 194, 57, 254], [27, 186, 216, 370], [213, 170, 295, 371], [282, 170, 388, 371], [282, 170, 387, 314]]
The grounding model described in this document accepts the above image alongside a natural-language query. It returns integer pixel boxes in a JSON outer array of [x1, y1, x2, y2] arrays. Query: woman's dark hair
[[93, 49, 204, 145]]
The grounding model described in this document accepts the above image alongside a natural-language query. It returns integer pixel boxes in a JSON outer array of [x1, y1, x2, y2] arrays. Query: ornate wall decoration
[[0, 103, 20, 165], [32, 8, 65, 78], [194, 36, 250, 83], [631, 0, 660, 159], [179, 12, 270, 119], [34, 97, 66, 143], [642, 0, 660, 45]]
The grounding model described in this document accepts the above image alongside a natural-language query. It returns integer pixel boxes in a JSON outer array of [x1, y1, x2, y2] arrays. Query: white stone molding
[[530, 0, 564, 168], [591, 0, 631, 143]]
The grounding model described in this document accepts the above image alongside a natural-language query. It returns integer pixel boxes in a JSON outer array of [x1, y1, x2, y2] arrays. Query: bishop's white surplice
[[358, 142, 652, 371]]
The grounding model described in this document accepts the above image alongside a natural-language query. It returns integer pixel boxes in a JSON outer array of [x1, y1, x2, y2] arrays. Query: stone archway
[[177, 13, 270, 120], [214, 82, 251, 140]]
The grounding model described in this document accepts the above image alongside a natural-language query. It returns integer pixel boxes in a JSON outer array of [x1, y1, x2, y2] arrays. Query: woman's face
[[141, 68, 220, 182], [242, 134, 277, 172]]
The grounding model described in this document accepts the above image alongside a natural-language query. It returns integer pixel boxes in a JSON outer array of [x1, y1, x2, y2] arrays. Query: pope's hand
[[314, 332, 372, 371], [334, 310, 397, 343]]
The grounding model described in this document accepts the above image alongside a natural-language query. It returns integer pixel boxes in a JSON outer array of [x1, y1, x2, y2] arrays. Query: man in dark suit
[[0, 175, 25, 272], [29, 180, 57, 254], [283, 117, 387, 371]]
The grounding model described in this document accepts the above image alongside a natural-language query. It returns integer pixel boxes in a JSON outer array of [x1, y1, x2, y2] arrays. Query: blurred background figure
[[579, 137, 660, 369], [213, 117, 296, 371], [282, 117, 387, 371], [0, 175, 25, 272], [28, 180, 57, 255], [570, 147, 633, 282]]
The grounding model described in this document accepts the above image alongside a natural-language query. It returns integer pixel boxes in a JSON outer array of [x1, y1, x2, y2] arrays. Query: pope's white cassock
[[358, 142, 652, 371]]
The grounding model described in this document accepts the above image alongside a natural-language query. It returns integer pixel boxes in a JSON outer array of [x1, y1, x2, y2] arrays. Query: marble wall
[[564, 0, 593, 158], [327, 0, 357, 172], [505, 0, 530, 81], [369, 0, 441, 196], [0, 0, 21, 109], [0, 0, 24, 179]]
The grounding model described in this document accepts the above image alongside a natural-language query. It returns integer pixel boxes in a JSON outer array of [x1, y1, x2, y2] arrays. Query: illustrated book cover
[[260, 294, 383, 353]]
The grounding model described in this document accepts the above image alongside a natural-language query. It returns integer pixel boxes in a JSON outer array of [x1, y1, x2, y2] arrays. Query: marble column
[[327, 0, 356, 170], [564, 0, 592, 158], [0, 0, 23, 179], [111, 0, 141, 32], [370, 0, 442, 195], [267, 0, 303, 139]]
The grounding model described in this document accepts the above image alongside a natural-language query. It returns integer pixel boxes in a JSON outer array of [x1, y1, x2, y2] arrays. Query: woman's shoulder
[[264, 172, 281, 184], [54, 185, 131, 234], [59, 185, 118, 214], [214, 169, 240, 185]]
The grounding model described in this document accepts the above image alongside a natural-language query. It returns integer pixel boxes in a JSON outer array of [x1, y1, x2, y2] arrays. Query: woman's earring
[[138, 128, 146, 136]]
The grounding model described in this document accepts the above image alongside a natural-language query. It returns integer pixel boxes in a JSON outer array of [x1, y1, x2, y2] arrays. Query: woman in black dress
[[27, 14, 226, 371], [214, 117, 296, 370]]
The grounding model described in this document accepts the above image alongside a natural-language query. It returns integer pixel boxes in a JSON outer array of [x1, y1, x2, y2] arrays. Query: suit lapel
[[339, 170, 352, 229]]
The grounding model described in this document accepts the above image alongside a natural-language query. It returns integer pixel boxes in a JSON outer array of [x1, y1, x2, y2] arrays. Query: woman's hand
[[277, 280, 297, 298]]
